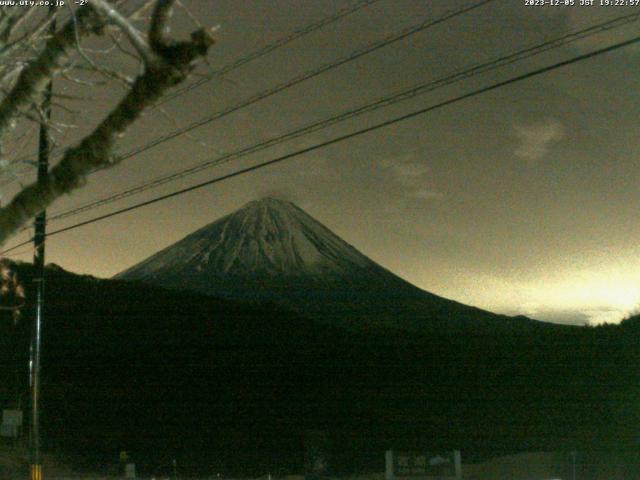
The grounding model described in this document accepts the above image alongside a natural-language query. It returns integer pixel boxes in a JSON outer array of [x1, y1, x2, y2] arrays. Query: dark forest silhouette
[[1, 262, 639, 476]]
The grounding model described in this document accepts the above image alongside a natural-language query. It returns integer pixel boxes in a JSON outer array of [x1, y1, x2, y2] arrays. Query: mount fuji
[[116, 197, 550, 333]]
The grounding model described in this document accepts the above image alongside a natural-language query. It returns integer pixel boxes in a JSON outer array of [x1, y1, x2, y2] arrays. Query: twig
[[90, 0, 155, 65]]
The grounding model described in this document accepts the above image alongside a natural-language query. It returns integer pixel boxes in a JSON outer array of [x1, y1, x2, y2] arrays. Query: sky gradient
[[2, 0, 640, 326]]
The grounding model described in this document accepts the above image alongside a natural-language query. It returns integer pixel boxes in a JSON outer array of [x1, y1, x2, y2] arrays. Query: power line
[[154, 0, 383, 107], [2, 32, 637, 257], [46, 10, 640, 223], [0, 240, 35, 258], [92, 0, 497, 168], [0, 0, 495, 189], [0, 0, 381, 185]]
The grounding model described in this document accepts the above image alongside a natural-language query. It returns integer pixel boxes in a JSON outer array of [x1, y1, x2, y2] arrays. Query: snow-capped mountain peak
[[116, 197, 375, 282], [116, 197, 547, 334]]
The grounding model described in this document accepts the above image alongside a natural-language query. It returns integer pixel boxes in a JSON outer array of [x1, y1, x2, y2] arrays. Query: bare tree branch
[[149, 0, 175, 51], [67, 6, 135, 87], [90, 0, 155, 64], [109, 30, 143, 63], [0, 7, 104, 144], [0, 0, 215, 246]]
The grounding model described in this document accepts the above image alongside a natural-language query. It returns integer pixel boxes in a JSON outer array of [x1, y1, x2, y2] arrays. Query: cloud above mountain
[[381, 154, 443, 201], [513, 119, 565, 163]]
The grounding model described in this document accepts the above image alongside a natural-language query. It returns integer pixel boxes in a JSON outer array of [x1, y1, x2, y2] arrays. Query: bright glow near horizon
[[539, 274, 640, 325], [455, 269, 640, 326]]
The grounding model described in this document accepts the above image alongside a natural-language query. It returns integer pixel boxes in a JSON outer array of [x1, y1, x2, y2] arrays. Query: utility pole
[[30, 8, 55, 480]]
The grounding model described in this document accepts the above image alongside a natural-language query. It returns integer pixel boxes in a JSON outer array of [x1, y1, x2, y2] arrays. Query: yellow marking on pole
[[31, 464, 42, 480]]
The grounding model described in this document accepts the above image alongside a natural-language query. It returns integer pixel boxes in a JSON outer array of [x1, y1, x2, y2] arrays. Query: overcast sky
[[3, 0, 640, 326]]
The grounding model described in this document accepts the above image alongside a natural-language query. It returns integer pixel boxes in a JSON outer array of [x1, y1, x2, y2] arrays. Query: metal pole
[[30, 8, 55, 480]]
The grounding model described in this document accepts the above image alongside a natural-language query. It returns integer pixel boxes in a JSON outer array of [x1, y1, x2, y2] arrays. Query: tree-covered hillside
[[0, 262, 638, 476]]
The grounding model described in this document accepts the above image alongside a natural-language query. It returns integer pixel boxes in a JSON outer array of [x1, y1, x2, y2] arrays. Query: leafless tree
[[0, 0, 215, 247]]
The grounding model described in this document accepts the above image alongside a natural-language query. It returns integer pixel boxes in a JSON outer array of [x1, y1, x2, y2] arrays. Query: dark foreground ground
[[2, 448, 640, 480]]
